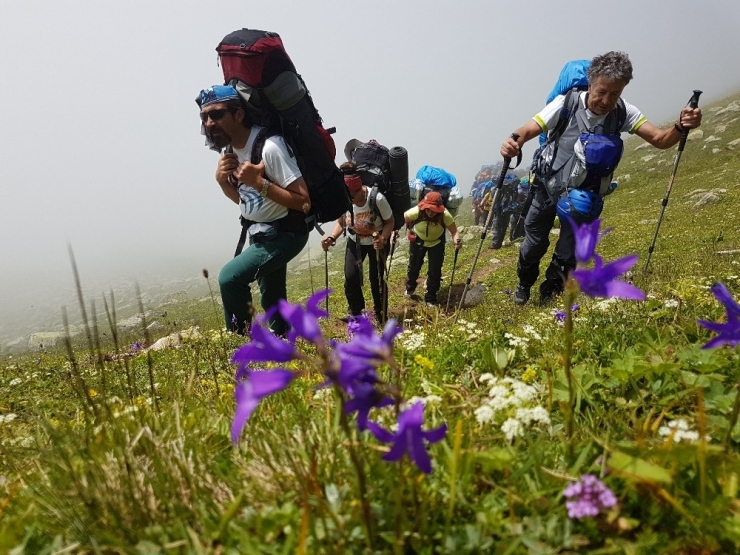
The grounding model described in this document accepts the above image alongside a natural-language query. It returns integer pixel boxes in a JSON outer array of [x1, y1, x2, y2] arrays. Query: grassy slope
[[0, 93, 739, 553]]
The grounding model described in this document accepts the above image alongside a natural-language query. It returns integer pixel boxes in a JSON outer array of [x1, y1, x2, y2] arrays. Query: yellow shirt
[[405, 206, 454, 248]]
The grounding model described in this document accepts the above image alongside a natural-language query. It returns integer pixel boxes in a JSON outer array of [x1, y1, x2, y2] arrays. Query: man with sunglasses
[[197, 85, 310, 336]]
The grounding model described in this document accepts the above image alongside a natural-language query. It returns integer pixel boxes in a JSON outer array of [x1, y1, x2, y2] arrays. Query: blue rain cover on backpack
[[539, 60, 591, 146], [416, 165, 457, 188]]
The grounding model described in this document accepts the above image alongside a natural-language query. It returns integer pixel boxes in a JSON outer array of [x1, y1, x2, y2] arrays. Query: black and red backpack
[[216, 28, 351, 228]]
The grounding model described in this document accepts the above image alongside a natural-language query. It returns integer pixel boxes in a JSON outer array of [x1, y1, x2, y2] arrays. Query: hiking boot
[[540, 281, 563, 306], [513, 285, 530, 306], [489, 243, 501, 250]]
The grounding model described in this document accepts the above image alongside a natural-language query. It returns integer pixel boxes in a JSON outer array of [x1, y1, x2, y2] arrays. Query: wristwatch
[[260, 178, 270, 198]]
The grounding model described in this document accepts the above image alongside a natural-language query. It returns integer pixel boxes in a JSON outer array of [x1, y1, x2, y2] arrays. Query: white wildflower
[[658, 419, 703, 442], [8, 378, 22, 387], [516, 406, 551, 426], [399, 331, 426, 351], [312, 388, 331, 401], [479, 373, 495, 384], [0, 413, 18, 424], [474, 405, 495, 425], [663, 299, 679, 308], [504, 333, 529, 348], [510, 380, 537, 403], [404, 395, 442, 408], [594, 298, 618, 311], [501, 418, 524, 442], [522, 325, 542, 340]]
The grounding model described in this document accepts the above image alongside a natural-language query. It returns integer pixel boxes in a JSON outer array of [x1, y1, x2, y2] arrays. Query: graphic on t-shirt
[[346, 211, 378, 236], [239, 188, 265, 217]]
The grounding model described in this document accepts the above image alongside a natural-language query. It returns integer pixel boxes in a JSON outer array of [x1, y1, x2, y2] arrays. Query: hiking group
[[197, 29, 702, 334]]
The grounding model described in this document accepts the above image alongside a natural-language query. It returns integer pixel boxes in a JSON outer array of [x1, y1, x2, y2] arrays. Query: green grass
[[1, 93, 739, 554]]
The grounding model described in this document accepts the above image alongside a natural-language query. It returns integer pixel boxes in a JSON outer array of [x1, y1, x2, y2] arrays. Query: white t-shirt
[[345, 188, 393, 246], [533, 92, 647, 171], [231, 126, 302, 226]]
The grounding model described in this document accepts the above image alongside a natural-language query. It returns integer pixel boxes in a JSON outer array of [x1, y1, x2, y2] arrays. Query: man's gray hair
[[588, 51, 633, 84]]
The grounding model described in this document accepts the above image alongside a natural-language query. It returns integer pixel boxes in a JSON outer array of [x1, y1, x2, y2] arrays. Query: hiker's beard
[[210, 129, 232, 150]]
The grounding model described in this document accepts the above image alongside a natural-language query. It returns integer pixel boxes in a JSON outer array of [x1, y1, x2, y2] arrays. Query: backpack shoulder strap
[[368, 185, 380, 218], [250, 127, 279, 164], [547, 88, 580, 144], [609, 98, 627, 135]]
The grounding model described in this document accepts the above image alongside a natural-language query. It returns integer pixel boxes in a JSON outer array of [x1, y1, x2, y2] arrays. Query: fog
[[2, 0, 739, 345]]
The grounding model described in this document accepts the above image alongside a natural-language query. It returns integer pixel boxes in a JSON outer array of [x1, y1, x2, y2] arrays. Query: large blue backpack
[[538, 60, 590, 147]]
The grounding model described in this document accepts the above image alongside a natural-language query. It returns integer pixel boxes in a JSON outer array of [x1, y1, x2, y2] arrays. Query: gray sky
[[2, 0, 740, 337]]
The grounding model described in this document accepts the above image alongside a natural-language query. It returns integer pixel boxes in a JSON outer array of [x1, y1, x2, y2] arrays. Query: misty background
[[2, 0, 740, 346]]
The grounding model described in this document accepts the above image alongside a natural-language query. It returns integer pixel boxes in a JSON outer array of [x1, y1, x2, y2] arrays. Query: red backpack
[[216, 29, 351, 227]]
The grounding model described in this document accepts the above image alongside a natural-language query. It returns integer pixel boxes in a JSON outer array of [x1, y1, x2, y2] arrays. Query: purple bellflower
[[278, 289, 329, 346], [336, 319, 402, 367], [344, 381, 394, 430], [698, 282, 740, 349], [572, 218, 606, 264], [367, 402, 447, 474], [347, 313, 375, 340], [554, 304, 580, 324], [232, 369, 297, 443], [569, 217, 644, 301], [563, 474, 617, 519], [572, 254, 646, 300], [232, 322, 298, 380]]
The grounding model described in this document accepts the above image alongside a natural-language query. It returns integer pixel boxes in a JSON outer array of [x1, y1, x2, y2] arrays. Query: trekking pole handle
[[688, 90, 702, 109], [508, 133, 522, 168], [678, 90, 702, 147]]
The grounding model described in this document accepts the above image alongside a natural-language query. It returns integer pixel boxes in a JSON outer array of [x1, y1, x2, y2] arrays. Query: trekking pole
[[383, 230, 398, 319], [324, 248, 330, 315], [372, 232, 388, 324], [307, 246, 315, 295], [445, 244, 461, 312], [455, 134, 521, 320], [644, 90, 702, 273], [385, 230, 399, 278]]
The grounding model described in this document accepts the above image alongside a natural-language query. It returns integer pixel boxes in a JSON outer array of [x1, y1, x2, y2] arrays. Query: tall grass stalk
[[136, 284, 159, 414]]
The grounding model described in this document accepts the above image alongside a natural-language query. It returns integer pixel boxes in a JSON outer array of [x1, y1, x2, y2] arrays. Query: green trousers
[[218, 230, 308, 336]]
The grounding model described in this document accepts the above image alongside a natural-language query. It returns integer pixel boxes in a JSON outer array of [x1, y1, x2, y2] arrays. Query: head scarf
[[197, 85, 239, 108], [344, 174, 364, 196]]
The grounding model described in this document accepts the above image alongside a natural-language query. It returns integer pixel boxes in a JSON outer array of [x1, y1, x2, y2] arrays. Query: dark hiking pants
[[491, 210, 514, 248], [344, 239, 389, 320], [406, 236, 446, 304], [517, 192, 576, 298], [219, 230, 309, 336]]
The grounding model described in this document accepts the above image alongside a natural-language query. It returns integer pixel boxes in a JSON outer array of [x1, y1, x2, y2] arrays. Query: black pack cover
[[349, 141, 410, 231]]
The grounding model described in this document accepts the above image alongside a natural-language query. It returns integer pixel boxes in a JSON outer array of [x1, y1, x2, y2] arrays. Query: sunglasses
[[200, 107, 235, 123]]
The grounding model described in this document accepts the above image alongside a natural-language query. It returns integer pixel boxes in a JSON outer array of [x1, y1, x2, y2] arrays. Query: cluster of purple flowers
[[230, 290, 447, 474], [553, 304, 580, 323], [570, 218, 645, 301], [563, 474, 617, 519]]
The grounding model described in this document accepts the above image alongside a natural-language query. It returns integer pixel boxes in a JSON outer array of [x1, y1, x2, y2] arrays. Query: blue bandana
[[197, 85, 239, 108]]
